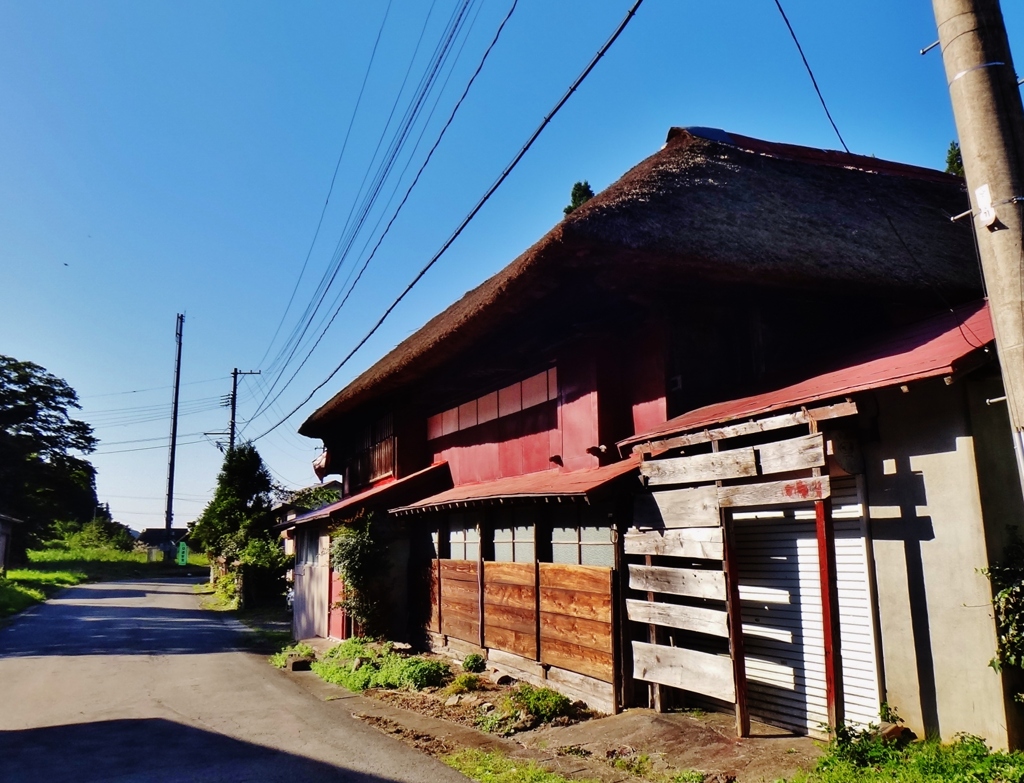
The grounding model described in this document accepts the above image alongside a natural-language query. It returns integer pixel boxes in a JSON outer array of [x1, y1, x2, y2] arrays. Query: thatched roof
[[300, 127, 977, 437]]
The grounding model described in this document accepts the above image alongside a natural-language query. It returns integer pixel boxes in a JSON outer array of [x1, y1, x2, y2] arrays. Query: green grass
[[311, 637, 451, 691], [444, 749, 598, 783], [269, 642, 317, 669], [0, 544, 208, 620]]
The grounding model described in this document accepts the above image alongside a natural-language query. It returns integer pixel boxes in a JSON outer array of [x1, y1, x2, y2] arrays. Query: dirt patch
[[355, 713, 455, 758]]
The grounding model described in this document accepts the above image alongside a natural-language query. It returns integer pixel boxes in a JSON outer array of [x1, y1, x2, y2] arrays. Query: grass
[[444, 749, 598, 783], [475, 684, 579, 736], [0, 544, 208, 620], [311, 638, 451, 691], [269, 642, 316, 669], [444, 673, 483, 695]]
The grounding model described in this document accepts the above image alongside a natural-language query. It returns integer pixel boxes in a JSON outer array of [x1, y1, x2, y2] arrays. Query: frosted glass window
[[550, 525, 613, 566], [493, 526, 514, 562], [465, 525, 480, 562], [430, 530, 439, 559], [449, 515, 479, 561], [492, 524, 533, 562]]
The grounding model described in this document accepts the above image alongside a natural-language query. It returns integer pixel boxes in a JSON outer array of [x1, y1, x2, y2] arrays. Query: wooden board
[[541, 637, 615, 682], [625, 599, 729, 638], [539, 611, 613, 653], [487, 648, 547, 680], [718, 476, 830, 508], [633, 486, 719, 529], [624, 527, 724, 559], [546, 666, 617, 714], [641, 447, 756, 486], [483, 603, 536, 635], [632, 641, 736, 702], [539, 563, 612, 594], [442, 614, 479, 644], [630, 402, 858, 454], [482, 583, 535, 611], [627, 564, 726, 600], [484, 561, 535, 586], [484, 625, 537, 659], [439, 560, 478, 581], [539, 586, 612, 622], [441, 578, 480, 602], [754, 433, 824, 475]]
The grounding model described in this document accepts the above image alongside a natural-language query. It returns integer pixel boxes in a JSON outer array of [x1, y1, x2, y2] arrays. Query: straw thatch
[[300, 128, 977, 437]]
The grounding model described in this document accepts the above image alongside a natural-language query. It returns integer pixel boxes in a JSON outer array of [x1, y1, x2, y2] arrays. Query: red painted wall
[[328, 569, 346, 639]]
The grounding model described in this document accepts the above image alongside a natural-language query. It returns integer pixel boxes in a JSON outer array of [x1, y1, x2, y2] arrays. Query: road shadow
[[0, 718, 417, 783]]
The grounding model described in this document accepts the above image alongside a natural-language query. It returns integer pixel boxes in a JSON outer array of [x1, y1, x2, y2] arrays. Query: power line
[[771, 0, 849, 153], [252, 0, 646, 441], [79, 376, 228, 399]]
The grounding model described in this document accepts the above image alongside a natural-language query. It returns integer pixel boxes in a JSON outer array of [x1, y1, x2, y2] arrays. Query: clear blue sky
[[2, 1, 1021, 530]]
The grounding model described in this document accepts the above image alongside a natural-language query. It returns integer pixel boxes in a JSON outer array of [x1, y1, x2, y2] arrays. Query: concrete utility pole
[[228, 369, 260, 452], [933, 0, 1024, 480], [164, 313, 185, 548]]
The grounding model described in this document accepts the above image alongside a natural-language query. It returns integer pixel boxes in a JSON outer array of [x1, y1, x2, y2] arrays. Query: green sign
[[176, 541, 189, 566]]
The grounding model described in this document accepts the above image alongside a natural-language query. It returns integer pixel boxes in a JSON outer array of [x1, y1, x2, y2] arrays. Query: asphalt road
[[0, 578, 468, 783]]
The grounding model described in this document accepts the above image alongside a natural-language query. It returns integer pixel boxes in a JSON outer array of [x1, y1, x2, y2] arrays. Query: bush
[[269, 642, 316, 669], [311, 638, 450, 692], [507, 684, 572, 723], [445, 673, 482, 695], [462, 653, 486, 673]]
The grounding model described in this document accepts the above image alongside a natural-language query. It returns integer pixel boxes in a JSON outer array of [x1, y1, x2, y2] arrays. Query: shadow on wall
[[0, 718, 408, 783]]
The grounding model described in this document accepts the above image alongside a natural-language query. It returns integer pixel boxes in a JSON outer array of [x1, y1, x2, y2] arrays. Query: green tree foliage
[[330, 512, 390, 637], [288, 484, 340, 512], [563, 180, 595, 216], [945, 140, 964, 177], [188, 442, 274, 560], [0, 355, 99, 558], [60, 505, 135, 552]]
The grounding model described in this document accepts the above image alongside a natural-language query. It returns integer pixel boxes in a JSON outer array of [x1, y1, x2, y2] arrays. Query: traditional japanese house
[[290, 127, 997, 731]]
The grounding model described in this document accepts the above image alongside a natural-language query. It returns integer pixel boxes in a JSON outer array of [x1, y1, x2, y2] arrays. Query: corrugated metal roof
[[280, 462, 453, 529], [620, 300, 994, 449], [390, 457, 640, 515]]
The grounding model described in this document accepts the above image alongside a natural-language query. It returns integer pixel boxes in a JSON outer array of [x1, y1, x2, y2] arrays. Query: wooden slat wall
[[439, 559, 479, 644], [429, 561, 441, 633], [483, 562, 537, 659], [539, 564, 614, 683]]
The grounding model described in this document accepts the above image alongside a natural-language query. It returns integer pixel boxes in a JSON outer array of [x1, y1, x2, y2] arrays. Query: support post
[[933, 0, 1024, 491], [164, 313, 184, 554]]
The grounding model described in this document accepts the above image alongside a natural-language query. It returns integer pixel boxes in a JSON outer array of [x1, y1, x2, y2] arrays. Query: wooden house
[[288, 128, 1020, 740]]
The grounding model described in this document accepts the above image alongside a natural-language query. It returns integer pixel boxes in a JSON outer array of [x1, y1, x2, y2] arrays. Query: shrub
[[462, 653, 486, 673], [311, 638, 450, 692], [507, 684, 572, 723], [445, 673, 482, 695], [269, 642, 316, 669]]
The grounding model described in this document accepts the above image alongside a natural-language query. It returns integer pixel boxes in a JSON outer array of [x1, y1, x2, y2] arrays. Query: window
[[493, 510, 535, 563], [551, 518, 614, 566], [448, 513, 480, 561], [297, 529, 320, 565]]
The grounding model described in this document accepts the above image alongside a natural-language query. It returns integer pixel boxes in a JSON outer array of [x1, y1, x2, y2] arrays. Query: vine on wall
[[329, 511, 390, 638]]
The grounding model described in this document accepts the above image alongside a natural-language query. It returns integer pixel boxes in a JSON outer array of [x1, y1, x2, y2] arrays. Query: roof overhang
[[276, 462, 453, 530], [620, 300, 995, 452], [390, 458, 640, 516]]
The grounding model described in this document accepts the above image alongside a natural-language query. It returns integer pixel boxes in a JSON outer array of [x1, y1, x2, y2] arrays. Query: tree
[[563, 180, 595, 216], [188, 442, 274, 560], [945, 140, 965, 177], [289, 484, 340, 512], [0, 355, 99, 559]]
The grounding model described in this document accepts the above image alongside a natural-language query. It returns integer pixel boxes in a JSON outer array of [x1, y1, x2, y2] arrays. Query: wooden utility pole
[[933, 0, 1024, 481], [228, 369, 260, 452], [164, 313, 184, 549]]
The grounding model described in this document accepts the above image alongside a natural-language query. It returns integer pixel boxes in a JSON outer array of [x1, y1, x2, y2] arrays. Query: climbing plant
[[329, 511, 390, 638], [986, 537, 1024, 695]]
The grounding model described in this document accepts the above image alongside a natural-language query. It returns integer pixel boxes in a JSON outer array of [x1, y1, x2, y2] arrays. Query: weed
[[311, 638, 450, 691], [555, 745, 591, 758], [444, 673, 482, 695], [506, 684, 572, 723], [269, 642, 316, 669], [610, 753, 653, 777], [670, 772, 704, 783], [475, 711, 517, 736], [462, 653, 486, 673], [445, 748, 598, 783]]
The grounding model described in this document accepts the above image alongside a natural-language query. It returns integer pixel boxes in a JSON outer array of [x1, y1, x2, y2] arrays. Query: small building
[[136, 528, 189, 548], [289, 128, 1021, 742], [0, 513, 22, 577]]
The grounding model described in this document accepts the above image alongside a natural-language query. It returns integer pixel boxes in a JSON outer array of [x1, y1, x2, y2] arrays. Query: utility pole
[[933, 0, 1024, 482], [228, 369, 260, 452], [165, 313, 185, 551]]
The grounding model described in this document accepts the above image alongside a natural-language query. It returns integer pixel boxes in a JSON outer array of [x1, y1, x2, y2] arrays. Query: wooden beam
[[641, 448, 757, 486], [717, 475, 830, 508], [632, 641, 736, 702], [624, 527, 724, 559], [625, 599, 728, 637], [754, 433, 825, 474], [627, 564, 726, 600], [633, 486, 720, 529], [629, 401, 858, 455], [644, 553, 665, 712]]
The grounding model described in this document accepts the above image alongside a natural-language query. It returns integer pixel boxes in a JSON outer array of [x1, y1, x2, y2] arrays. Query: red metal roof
[[390, 457, 641, 515], [282, 462, 453, 529], [620, 300, 994, 449]]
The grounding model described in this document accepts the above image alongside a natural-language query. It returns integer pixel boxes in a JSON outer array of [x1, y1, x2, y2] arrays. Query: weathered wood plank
[[484, 562, 535, 586], [441, 579, 480, 603], [441, 602, 480, 624], [718, 476, 830, 508], [630, 402, 858, 454], [484, 625, 537, 659], [633, 486, 720, 529], [439, 560, 478, 581], [484, 603, 536, 635], [632, 641, 736, 702], [641, 447, 756, 486], [546, 666, 617, 714], [445, 635, 485, 659], [483, 583, 535, 611], [442, 615, 479, 644], [625, 599, 728, 638], [538, 563, 612, 594], [627, 564, 726, 599], [486, 648, 548, 687], [755, 433, 824, 475], [539, 586, 612, 622], [541, 637, 615, 683], [624, 527, 724, 559], [539, 611, 613, 653]]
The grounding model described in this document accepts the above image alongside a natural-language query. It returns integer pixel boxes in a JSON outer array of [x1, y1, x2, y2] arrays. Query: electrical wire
[[251, 0, 646, 441]]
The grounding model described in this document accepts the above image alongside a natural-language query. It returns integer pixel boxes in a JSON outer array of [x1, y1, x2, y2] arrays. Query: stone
[[444, 694, 463, 707], [285, 656, 312, 672]]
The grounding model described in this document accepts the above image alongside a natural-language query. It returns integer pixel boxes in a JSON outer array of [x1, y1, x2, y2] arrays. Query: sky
[[2, 0, 1022, 532]]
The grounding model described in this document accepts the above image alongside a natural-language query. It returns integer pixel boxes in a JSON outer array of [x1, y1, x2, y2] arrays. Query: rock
[[877, 721, 916, 743], [461, 695, 481, 707], [444, 694, 463, 707], [285, 655, 312, 672], [481, 702, 495, 712], [351, 656, 369, 671]]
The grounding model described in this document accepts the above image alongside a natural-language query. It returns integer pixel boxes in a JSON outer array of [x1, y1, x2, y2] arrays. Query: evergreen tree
[[563, 180, 595, 216], [945, 140, 965, 177]]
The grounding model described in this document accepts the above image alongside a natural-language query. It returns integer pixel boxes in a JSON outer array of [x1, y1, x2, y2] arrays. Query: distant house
[[0, 513, 22, 576], [283, 128, 1023, 744], [136, 528, 189, 547]]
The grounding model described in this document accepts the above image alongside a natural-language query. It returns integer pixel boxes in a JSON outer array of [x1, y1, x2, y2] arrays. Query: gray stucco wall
[[862, 375, 1017, 748]]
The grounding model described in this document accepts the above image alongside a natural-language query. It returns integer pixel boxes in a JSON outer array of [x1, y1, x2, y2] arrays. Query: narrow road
[[0, 578, 468, 782]]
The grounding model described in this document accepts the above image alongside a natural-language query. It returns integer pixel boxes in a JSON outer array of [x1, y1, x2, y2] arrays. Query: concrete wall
[[863, 377, 1015, 747]]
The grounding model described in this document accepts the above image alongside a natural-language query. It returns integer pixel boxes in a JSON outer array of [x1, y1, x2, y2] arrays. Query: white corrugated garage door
[[734, 476, 880, 735]]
